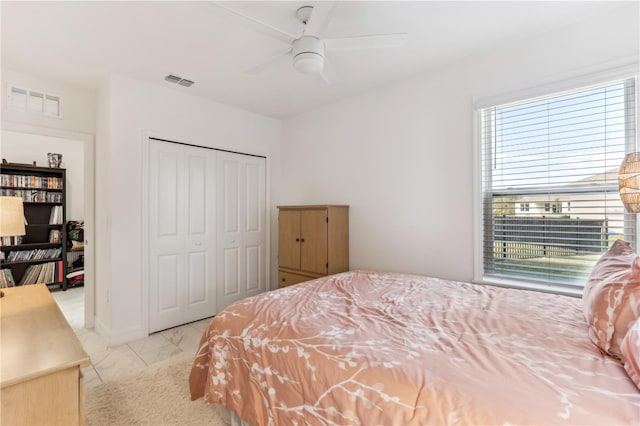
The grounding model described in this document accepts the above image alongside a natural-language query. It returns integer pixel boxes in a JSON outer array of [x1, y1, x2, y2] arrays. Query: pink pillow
[[583, 240, 640, 358], [621, 319, 640, 390]]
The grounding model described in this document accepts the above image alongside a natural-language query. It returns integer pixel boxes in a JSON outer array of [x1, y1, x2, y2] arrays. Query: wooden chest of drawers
[[278, 205, 349, 288], [1, 284, 90, 425]]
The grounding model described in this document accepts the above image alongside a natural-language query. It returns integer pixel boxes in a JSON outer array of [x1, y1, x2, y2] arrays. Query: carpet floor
[[85, 352, 227, 425]]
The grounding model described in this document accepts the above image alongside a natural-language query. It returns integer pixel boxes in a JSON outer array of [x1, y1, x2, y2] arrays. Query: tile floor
[[52, 287, 211, 389]]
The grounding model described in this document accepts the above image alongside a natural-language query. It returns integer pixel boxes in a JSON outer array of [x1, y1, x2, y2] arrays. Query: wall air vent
[[164, 74, 195, 87], [7, 84, 62, 118]]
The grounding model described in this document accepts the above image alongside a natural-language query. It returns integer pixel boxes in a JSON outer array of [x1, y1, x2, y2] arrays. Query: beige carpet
[[85, 352, 227, 425]]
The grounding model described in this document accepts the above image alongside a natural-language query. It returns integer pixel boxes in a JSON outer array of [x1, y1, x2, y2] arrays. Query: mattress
[[189, 270, 640, 425]]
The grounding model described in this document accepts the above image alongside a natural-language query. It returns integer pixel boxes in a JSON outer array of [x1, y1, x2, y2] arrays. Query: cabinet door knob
[[300, 238, 305, 243], [282, 277, 286, 282], [295, 238, 300, 242]]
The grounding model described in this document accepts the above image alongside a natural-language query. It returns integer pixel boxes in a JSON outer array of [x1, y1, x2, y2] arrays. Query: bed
[[189, 269, 640, 425]]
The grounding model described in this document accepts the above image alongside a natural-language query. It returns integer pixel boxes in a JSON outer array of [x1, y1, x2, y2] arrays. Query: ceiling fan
[[214, 2, 408, 82]]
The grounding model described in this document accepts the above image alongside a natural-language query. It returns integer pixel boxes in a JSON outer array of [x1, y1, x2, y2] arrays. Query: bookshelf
[[0, 163, 67, 290]]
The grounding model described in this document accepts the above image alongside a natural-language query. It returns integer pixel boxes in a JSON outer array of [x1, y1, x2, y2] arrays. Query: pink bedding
[[189, 270, 640, 425]]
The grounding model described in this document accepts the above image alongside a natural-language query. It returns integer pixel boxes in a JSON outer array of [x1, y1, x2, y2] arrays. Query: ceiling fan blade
[[212, 1, 298, 44], [319, 72, 331, 85], [324, 33, 408, 52], [303, 1, 336, 38], [319, 55, 336, 85], [244, 48, 292, 74]]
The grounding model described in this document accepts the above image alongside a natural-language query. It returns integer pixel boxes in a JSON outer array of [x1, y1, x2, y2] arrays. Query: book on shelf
[[6, 247, 62, 262], [49, 205, 63, 224], [0, 173, 63, 189], [19, 261, 62, 285], [57, 260, 64, 283], [0, 269, 16, 288], [36, 263, 47, 284], [0, 189, 63, 203], [49, 229, 61, 243], [1, 235, 23, 246]]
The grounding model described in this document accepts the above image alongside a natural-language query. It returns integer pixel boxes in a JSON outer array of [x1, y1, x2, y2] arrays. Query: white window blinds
[[480, 77, 637, 292]]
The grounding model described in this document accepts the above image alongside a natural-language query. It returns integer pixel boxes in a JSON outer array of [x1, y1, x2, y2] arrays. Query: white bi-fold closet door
[[148, 138, 267, 333]]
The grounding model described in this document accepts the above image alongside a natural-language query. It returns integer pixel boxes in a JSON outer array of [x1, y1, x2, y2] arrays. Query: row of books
[[49, 205, 64, 224], [0, 189, 63, 203], [19, 261, 64, 285], [0, 173, 63, 189], [4, 247, 62, 262], [0, 269, 16, 288], [1, 232, 61, 247], [1, 236, 23, 246]]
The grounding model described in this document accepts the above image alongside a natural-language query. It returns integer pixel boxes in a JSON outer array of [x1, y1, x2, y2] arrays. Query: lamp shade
[[0, 196, 26, 237], [619, 152, 640, 213], [293, 53, 324, 74]]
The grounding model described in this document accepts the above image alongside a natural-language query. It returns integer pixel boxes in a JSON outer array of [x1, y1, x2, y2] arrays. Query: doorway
[[1, 125, 95, 328]]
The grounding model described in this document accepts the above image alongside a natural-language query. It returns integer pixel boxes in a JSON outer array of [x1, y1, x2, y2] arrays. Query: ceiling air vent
[[164, 74, 195, 87], [164, 74, 181, 83]]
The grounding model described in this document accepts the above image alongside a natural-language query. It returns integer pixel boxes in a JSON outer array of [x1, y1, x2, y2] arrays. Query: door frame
[[2, 121, 96, 328], [142, 133, 270, 335]]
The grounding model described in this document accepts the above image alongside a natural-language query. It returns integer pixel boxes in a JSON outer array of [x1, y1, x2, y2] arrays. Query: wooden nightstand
[[1, 284, 90, 425]]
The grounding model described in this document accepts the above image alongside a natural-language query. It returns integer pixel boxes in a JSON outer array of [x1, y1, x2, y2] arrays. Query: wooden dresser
[[1, 284, 90, 425], [278, 205, 349, 288]]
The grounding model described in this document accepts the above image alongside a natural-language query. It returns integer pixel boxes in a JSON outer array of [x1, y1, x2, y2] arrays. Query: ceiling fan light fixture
[[230, 4, 408, 79], [294, 52, 324, 74], [292, 36, 325, 74]]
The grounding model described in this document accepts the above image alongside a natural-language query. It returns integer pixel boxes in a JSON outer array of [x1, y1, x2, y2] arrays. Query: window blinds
[[480, 78, 636, 291]]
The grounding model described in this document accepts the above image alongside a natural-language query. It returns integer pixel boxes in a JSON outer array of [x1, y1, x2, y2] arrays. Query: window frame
[[472, 62, 640, 297]]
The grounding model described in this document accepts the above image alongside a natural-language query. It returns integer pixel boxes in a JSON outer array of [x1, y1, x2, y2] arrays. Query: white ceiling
[[1, 1, 630, 119]]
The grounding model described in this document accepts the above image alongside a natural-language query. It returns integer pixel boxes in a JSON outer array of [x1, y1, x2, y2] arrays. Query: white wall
[[96, 74, 282, 344], [1, 130, 85, 221], [1, 68, 96, 135], [94, 79, 112, 333], [280, 4, 640, 282]]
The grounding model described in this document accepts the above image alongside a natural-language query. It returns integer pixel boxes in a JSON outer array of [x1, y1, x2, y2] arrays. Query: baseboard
[[94, 318, 146, 346], [93, 316, 110, 342]]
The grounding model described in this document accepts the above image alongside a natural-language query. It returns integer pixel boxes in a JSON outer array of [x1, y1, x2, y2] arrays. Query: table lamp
[[619, 152, 640, 212], [0, 196, 26, 297]]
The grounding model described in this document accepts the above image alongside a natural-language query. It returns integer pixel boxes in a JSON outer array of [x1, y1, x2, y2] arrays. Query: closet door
[[217, 152, 267, 311], [148, 141, 217, 333]]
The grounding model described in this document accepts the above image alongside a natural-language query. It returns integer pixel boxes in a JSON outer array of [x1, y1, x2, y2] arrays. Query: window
[[519, 203, 530, 212], [478, 76, 636, 294]]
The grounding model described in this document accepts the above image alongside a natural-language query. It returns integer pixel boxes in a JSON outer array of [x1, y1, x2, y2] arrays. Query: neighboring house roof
[[573, 168, 618, 184]]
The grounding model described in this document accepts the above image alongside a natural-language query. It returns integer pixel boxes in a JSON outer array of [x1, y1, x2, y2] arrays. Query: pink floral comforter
[[190, 270, 640, 425]]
